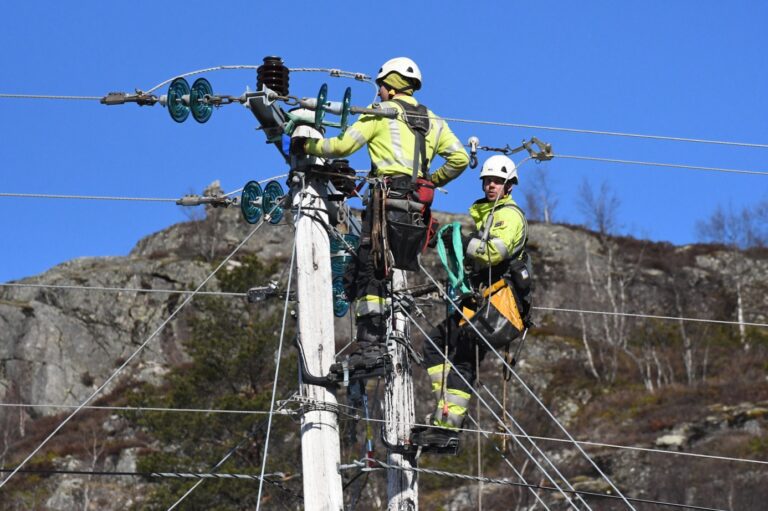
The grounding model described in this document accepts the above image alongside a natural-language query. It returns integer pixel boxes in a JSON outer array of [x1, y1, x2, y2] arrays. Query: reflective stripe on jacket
[[304, 96, 469, 187], [466, 195, 526, 266]]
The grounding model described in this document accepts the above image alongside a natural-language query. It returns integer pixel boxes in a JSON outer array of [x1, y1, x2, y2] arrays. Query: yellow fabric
[[458, 278, 523, 331], [428, 363, 450, 392], [304, 95, 468, 186], [381, 73, 414, 95], [489, 284, 524, 331], [435, 388, 471, 429], [467, 195, 525, 266]]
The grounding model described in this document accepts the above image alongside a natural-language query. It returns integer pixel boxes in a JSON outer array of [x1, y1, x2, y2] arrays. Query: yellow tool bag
[[459, 277, 524, 349]]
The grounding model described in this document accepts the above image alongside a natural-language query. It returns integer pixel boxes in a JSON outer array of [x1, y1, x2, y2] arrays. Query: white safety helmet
[[480, 155, 518, 184], [376, 57, 422, 90]]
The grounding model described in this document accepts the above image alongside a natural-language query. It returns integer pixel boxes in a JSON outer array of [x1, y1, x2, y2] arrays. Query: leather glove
[[289, 136, 309, 155]]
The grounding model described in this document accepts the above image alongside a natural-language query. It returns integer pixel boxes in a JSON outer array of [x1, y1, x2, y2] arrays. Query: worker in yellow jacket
[[411, 154, 533, 452], [300, 57, 469, 373]]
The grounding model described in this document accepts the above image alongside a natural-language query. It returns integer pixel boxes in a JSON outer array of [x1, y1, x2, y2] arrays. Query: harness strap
[[436, 222, 472, 296], [392, 98, 430, 184]]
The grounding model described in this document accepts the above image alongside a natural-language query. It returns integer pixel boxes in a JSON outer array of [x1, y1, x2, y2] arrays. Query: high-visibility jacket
[[466, 195, 527, 267], [304, 95, 469, 187]]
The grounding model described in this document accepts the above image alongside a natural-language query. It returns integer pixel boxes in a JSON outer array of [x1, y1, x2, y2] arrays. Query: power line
[[557, 154, 768, 177], [533, 305, 768, 329], [399, 307, 588, 509], [365, 458, 729, 511], [0, 221, 267, 490], [417, 262, 636, 510], [6, 282, 764, 330], [410, 111, 768, 150], [0, 192, 177, 202], [4, 85, 767, 151], [0, 282, 246, 298], [327, 405, 768, 468], [0, 93, 101, 101], [0, 402, 295, 416], [256, 194, 301, 510], [0, 467, 291, 481]]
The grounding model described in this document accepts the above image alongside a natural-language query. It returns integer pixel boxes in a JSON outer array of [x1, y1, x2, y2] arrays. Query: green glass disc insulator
[[314, 83, 328, 130], [167, 77, 190, 123], [190, 78, 214, 124], [240, 180, 263, 224], [263, 180, 285, 224], [340, 87, 352, 133], [332, 276, 350, 317]]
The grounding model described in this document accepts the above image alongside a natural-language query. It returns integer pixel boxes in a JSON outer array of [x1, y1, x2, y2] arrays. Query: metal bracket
[[479, 136, 554, 162], [175, 194, 236, 208]]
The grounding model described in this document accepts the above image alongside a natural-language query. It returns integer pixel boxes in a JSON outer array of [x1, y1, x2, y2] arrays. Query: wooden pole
[[294, 172, 344, 511], [385, 269, 418, 510]]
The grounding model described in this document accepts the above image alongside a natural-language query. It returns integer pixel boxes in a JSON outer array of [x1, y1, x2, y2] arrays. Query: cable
[[0, 220, 266, 490], [5, 398, 765, 468], [557, 154, 768, 177], [0, 282, 246, 297], [533, 305, 768, 329], [399, 307, 586, 510], [299, 397, 768, 467], [255, 192, 301, 511], [0, 467, 290, 481], [417, 262, 635, 510], [0, 192, 177, 202], [0, 402, 294, 416], [464, 413, 551, 510], [365, 458, 729, 511], [5, 282, 764, 330], [0, 93, 101, 101], [404, 111, 768, 150], [4, 83, 767, 151]]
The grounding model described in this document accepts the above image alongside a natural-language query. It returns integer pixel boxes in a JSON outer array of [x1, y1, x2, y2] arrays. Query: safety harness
[[392, 98, 430, 184]]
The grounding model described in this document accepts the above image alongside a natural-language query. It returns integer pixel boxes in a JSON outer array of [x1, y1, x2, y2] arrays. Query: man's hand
[[289, 136, 309, 155]]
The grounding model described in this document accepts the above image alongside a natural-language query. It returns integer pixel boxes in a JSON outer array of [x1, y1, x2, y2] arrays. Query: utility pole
[[292, 134, 344, 510], [385, 269, 418, 510]]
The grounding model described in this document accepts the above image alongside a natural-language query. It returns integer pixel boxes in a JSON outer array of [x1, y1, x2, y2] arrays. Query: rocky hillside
[[1, 203, 767, 510]]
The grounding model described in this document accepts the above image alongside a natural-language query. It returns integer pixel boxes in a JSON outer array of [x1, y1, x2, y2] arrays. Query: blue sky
[[1, 1, 767, 282]]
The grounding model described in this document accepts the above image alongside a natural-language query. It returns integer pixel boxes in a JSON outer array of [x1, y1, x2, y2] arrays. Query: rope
[[0, 220, 266, 490], [418, 262, 635, 510], [0, 467, 290, 481], [365, 458, 729, 511], [0, 93, 101, 100], [0, 402, 295, 416], [0, 192, 177, 202], [558, 154, 768, 177]]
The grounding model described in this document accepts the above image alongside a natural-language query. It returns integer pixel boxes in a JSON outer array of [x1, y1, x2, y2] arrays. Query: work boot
[[409, 425, 460, 455], [329, 341, 391, 383], [346, 341, 388, 370], [355, 317, 387, 344]]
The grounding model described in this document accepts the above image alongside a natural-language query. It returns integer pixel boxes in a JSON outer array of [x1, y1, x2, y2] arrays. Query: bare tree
[[578, 179, 620, 236], [696, 197, 768, 351], [696, 199, 768, 249], [522, 164, 559, 224]]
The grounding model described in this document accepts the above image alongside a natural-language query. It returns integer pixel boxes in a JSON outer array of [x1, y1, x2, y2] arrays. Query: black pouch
[[386, 210, 427, 271], [507, 258, 532, 294]]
